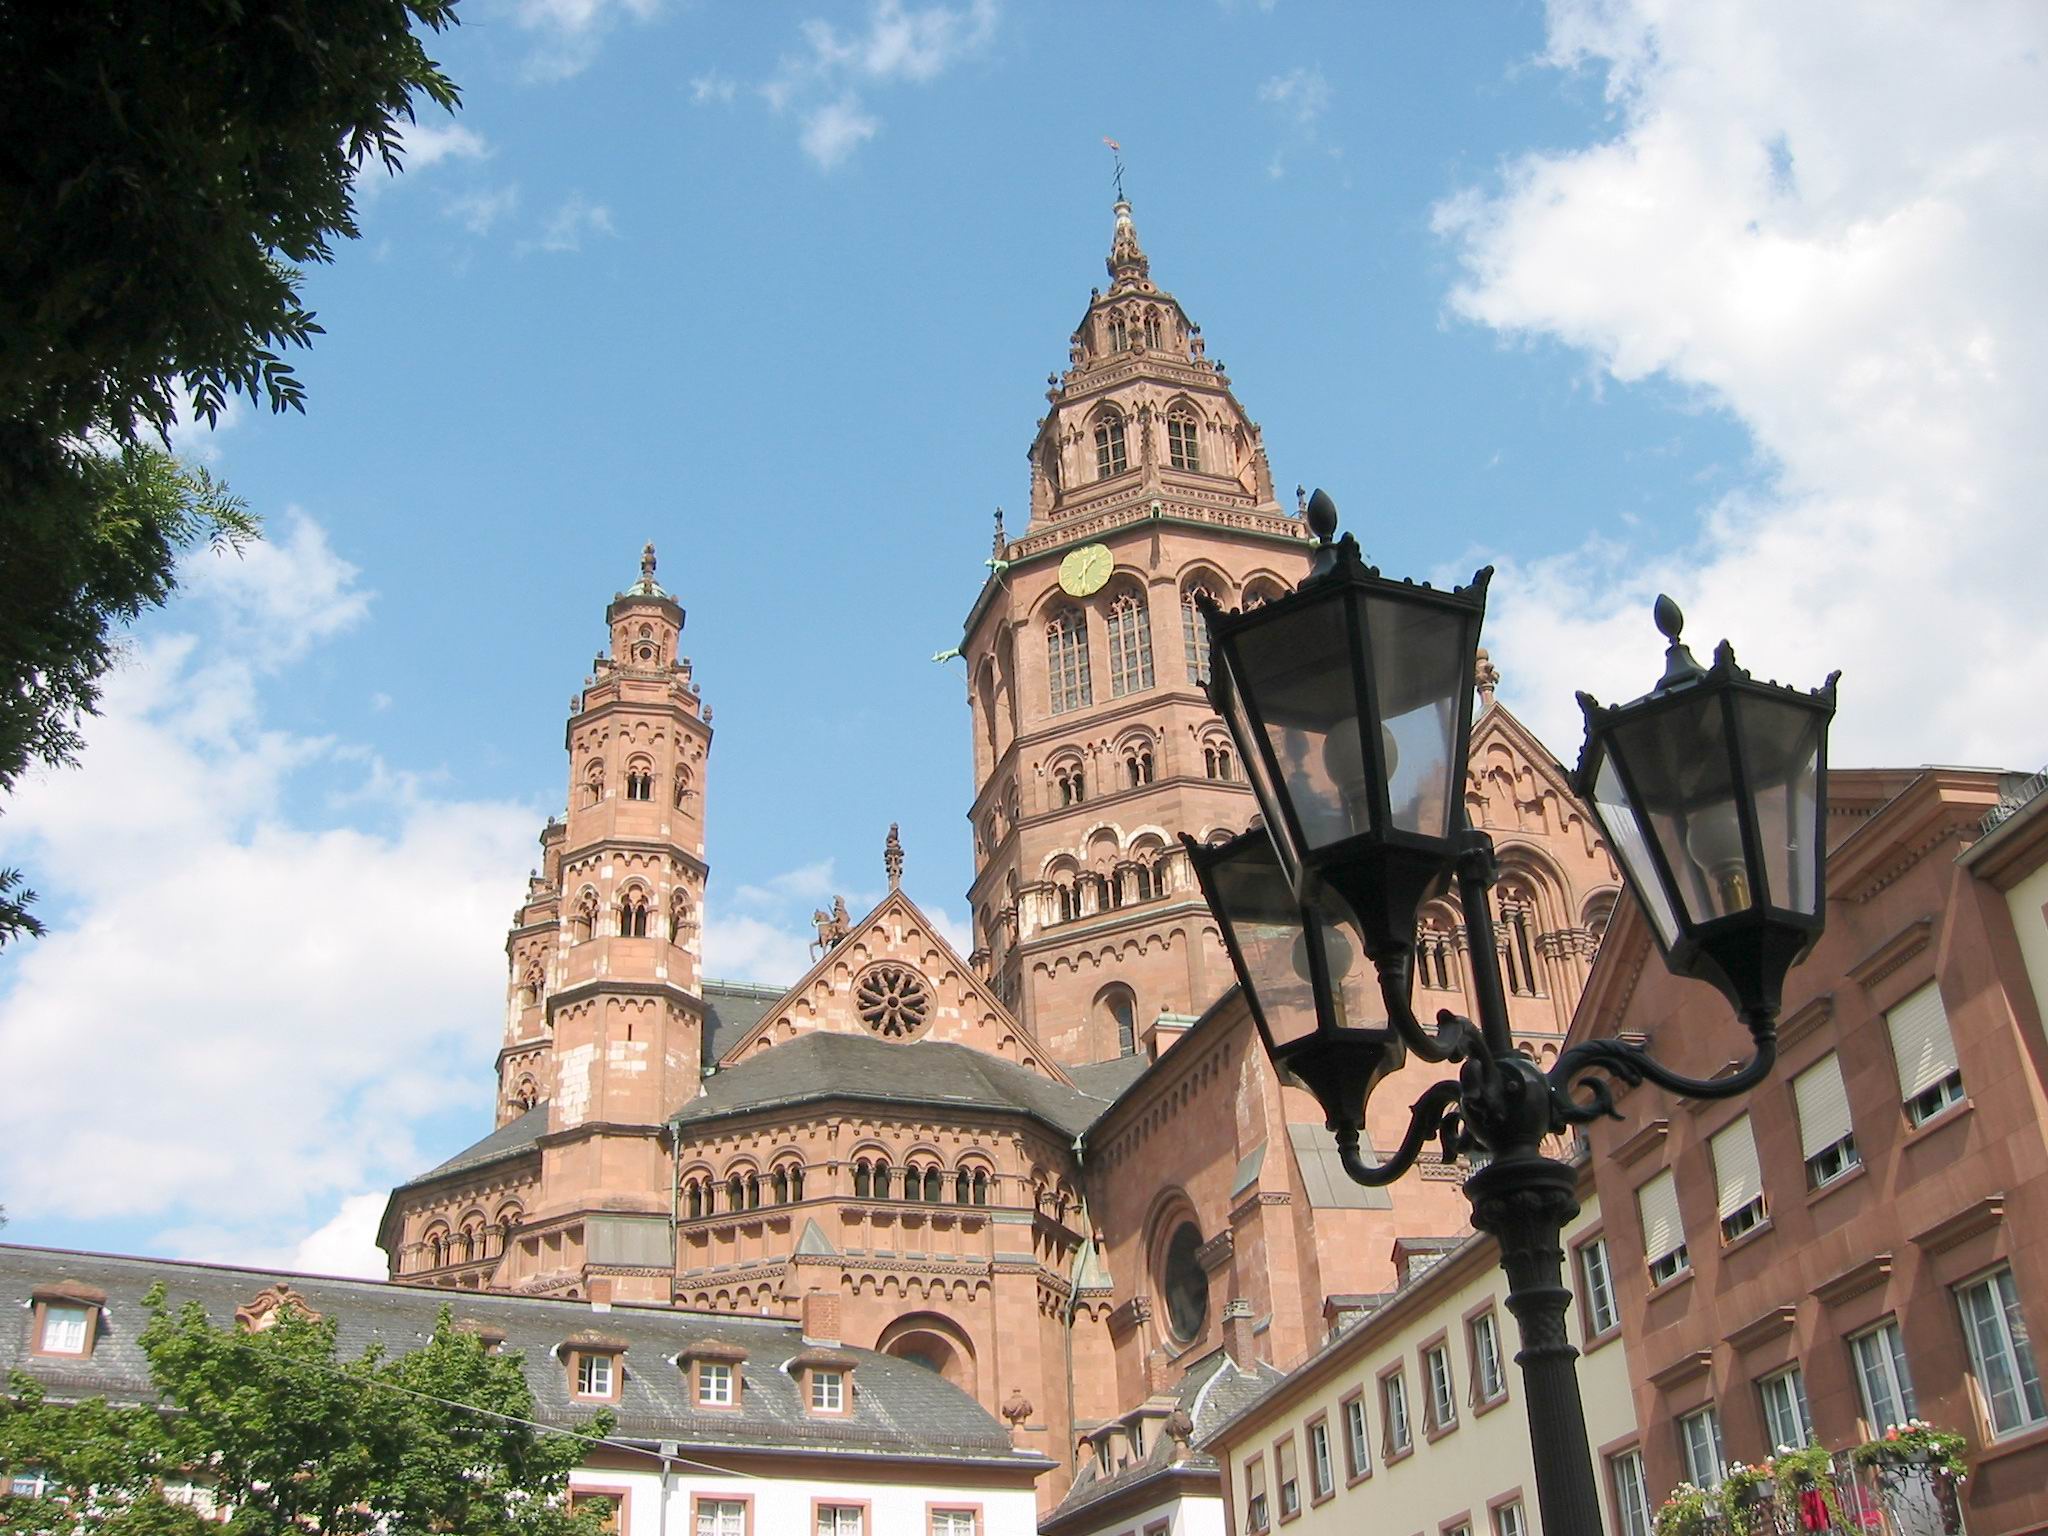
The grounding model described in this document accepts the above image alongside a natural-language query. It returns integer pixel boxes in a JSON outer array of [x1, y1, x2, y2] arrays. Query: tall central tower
[[960, 200, 1314, 1065]]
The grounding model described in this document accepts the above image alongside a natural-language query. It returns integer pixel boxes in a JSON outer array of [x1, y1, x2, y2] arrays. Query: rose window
[[855, 963, 932, 1040]]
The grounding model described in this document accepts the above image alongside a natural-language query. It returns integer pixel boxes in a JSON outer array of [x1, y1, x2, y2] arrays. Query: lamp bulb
[[1684, 810, 1750, 911]]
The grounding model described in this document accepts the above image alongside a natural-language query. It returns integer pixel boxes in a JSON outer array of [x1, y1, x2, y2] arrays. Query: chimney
[[587, 1277, 614, 1311], [801, 1288, 841, 1346], [1223, 1298, 1257, 1369]]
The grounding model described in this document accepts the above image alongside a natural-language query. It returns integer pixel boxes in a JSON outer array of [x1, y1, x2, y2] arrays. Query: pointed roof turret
[[1106, 198, 1152, 292]]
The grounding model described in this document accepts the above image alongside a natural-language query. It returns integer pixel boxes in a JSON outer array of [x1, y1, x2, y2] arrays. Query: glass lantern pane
[[1204, 834, 1320, 1049], [1592, 753, 1681, 948], [1733, 692, 1827, 915], [1232, 593, 1372, 855], [1363, 594, 1469, 841], [1312, 880, 1387, 1040], [1212, 652, 1296, 876], [1611, 698, 1750, 926]]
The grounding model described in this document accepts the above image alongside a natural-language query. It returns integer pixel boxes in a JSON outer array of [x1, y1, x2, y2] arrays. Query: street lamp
[[1184, 490, 1839, 1536]]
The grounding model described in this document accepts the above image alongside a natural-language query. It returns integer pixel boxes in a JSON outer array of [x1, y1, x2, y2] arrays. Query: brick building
[[1573, 766, 2048, 1533], [377, 198, 1622, 1516]]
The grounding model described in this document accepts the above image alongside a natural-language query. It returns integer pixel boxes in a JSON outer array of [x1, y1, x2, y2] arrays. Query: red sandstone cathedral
[[379, 199, 1620, 1511]]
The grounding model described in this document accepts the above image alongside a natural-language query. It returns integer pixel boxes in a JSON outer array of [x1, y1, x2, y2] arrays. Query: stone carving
[[854, 962, 931, 1040], [1001, 1388, 1034, 1425], [809, 896, 851, 958], [884, 822, 904, 890], [236, 1283, 321, 1332]]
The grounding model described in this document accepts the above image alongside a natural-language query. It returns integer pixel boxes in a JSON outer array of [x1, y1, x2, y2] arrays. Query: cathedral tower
[[960, 200, 1316, 1064]]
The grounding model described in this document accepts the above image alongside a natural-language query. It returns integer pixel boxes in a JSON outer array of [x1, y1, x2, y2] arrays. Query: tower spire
[[1106, 196, 1150, 291]]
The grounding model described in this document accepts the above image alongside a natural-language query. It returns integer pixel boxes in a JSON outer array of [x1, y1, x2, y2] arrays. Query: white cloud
[[0, 515, 537, 1267], [762, 0, 997, 171], [1431, 0, 2048, 770], [522, 194, 618, 255], [512, 0, 663, 82], [290, 1193, 392, 1278], [1257, 66, 1330, 127], [799, 96, 881, 171], [691, 72, 739, 105], [445, 184, 521, 235], [401, 119, 491, 170]]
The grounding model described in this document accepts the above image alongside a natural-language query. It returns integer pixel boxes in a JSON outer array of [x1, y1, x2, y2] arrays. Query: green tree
[[0, 1, 464, 945], [1, 1289, 614, 1536]]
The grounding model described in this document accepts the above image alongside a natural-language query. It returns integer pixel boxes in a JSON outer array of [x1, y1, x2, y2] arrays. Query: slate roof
[[396, 1101, 550, 1191], [1067, 1053, 1152, 1104], [1045, 1347, 1286, 1527], [700, 978, 786, 1064], [676, 1033, 1120, 1138], [0, 1244, 1047, 1470]]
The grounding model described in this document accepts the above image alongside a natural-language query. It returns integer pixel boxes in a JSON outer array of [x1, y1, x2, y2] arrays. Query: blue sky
[[3, 0, 2042, 1275]]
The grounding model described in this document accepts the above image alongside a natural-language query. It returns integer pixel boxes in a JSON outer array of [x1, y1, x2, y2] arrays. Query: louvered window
[[1888, 981, 1964, 1124], [1637, 1170, 1689, 1284], [1710, 1115, 1766, 1242], [1107, 591, 1154, 696], [1794, 1053, 1860, 1186]]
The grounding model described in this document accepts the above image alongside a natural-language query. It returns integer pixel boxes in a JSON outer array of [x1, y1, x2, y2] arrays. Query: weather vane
[[1103, 136, 1124, 201]]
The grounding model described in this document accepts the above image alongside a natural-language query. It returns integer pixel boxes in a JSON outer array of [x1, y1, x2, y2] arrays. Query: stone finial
[[1001, 1388, 1034, 1426], [1295, 484, 1307, 516], [884, 823, 904, 890], [991, 507, 1006, 555], [1106, 198, 1150, 288], [640, 542, 657, 584], [1164, 1407, 1195, 1449], [1476, 647, 1501, 709]]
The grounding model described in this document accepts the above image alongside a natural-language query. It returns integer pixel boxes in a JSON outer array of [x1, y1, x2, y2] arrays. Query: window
[[811, 1369, 845, 1412], [619, 888, 650, 938], [1610, 1449, 1653, 1536], [1095, 413, 1129, 478], [1851, 1319, 1918, 1434], [1760, 1366, 1814, 1450], [1789, 1051, 1860, 1188], [1108, 316, 1130, 352], [1886, 980, 1965, 1125], [1047, 609, 1092, 715], [1342, 1392, 1371, 1479], [930, 1512, 977, 1536], [698, 1361, 735, 1406], [1710, 1115, 1766, 1242], [1129, 1417, 1145, 1457], [1637, 1170, 1690, 1285], [1423, 1342, 1457, 1432], [1494, 1501, 1527, 1536], [1054, 760, 1085, 805], [576, 1353, 615, 1398], [1307, 1418, 1333, 1500], [1382, 1371, 1412, 1456], [816, 1507, 864, 1536], [1143, 312, 1163, 350], [1242, 1457, 1269, 1533], [1167, 412, 1201, 471], [1183, 587, 1216, 683], [37, 1304, 90, 1356], [1107, 591, 1154, 696], [1679, 1405, 1725, 1489], [1274, 1436, 1300, 1519], [625, 765, 653, 800], [1579, 1237, 1618, 1335], [1124, 746, 1154, 787], [1204, 741, 1233, 780], [9, 1470, 54, 1500], [1161, 1221, 1210, 1342], [569, 1491, 624, 1535], [1100, 987, 1138, 1056], [1958, 1266, 2047, 1437], [695, 1498, 746, 1536], [1470, 1311, 1506, 1403]]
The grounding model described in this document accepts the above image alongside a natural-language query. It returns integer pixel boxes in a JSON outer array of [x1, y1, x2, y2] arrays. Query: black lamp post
[[1184, 490, 1839, 1536]]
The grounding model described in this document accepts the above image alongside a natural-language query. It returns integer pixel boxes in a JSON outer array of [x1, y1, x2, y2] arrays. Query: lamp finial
[[1652, 594, 1706, 689]]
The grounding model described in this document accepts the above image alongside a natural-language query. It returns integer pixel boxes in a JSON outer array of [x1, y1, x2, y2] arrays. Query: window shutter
[[1636, 1170, 1684, 1263], [1793, 1054, 1854, 1159], [1886, 982, 1960, 1099], [1709, 1116, 1764, 1219]]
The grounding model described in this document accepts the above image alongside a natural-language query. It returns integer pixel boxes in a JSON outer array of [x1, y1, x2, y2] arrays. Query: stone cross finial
[[640, 542, 657, 584], [884, 823, 904, 890], [1476, 647, 1501, 709]]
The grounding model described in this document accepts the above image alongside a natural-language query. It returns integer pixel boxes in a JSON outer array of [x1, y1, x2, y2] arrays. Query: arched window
[[687, 1183, 704, 1219], [1159, 1220, 1210, 1343], [1094, 413, 1129, 479], [1182, 585, 1216, 683], [1203, 741, 1234, 781], [512, 1076, 539, 1111], [1098, 986, 1139, 1057], [1054, 760, 1085, 806], [1106, 591, 1154, 697], [669, 890, 693, 943], [1132, 861, 1158, 902], [853, 1162, 871, 1199], [519, 960, 543, 1005], [572, 890, 599, 943], [1107, 315, 1130, 352], [1166, 412, 1201, 471], [923, 1167, 942, 1202], [1124, 746, 1154, 788], [790, 1166, 805, 1201], [1417, 907, 1459, 992], [1143, 311, 1163, 350], [428, 1233, 445, 1268], [618, 888, 650, 938], [1056, 883, 1079, 924], [624, 759, 654, 801], [874, 1161, 892, 1199], [727, 1175, 744, 1211], [972, 1169, 990, 1206], [582, 761, 605, 807], [1243, 579, 1283, 610], [673, 764, 692, 810], [902, 1165, 922, 1203], [1499, 889, 1541, 997], [745, 1174, 761, 1210], [1047, 608, 1092, 715], [955, 1170, 972, 1204], [772, 1169, 788, 1205]]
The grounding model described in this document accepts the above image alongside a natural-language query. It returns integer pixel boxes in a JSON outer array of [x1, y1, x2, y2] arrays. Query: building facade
[[377, 199, 1624, 1515], [1573, 766, 2048, 1534]]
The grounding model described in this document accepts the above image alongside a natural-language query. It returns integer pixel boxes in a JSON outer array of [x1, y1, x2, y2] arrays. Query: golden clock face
[[1058, 543, 1114, 598]]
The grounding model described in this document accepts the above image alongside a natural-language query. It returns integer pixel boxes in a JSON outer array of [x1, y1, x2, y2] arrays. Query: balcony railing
[[1667, 1456, 1963, 1536]]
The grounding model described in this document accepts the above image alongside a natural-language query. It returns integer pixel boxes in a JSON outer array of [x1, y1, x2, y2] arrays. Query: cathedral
[[377, 197, 1621, 1513]]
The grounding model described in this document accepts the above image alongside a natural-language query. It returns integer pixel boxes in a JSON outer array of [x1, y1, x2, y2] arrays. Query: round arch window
[[1161, 1221, 1209, 1342]]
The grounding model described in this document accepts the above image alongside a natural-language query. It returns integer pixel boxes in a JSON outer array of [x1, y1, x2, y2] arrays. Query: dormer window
[[564, 1334, 627, 1403], [698, 1362, 733, 1405], [794, 1348, 857, 1416], [684, 1342, 749, 1410], [811, 1368, 844, 1412], [30, 1285, 104, 1357]]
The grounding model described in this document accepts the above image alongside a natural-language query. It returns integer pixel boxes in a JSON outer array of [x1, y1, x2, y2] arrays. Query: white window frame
[[1850, 1319, 1918, 1434], [1307, 1418, 1333, 1499], [1679, 1405, 1725, 1489], [1957, 1266, 2048, 1438], [810, 1368, 844, 1412], [1611, 1448, 1652, 1536], [1343, 1393, 1371, 1478], [575, 1352, 614, 1398], [1472, 1311, 1506, 1402], [695, 1498, 746, 1536], [1793, 1052, 1860, 1188], [1493, 1500, 1527, 1536], [1383, 1371, 1412, 1454], [1580, 1237, 1618, 1335], [1759, 1365, 1814, 1451], [697, 1360, 734, 1407], [815, 1507, 864, 1536], [1424, 1342, 1457, 1430], [1711, 1115, 1767, 1243], [1637, 1170, 1690, 1286], [38, 1304, 90, 1355]]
